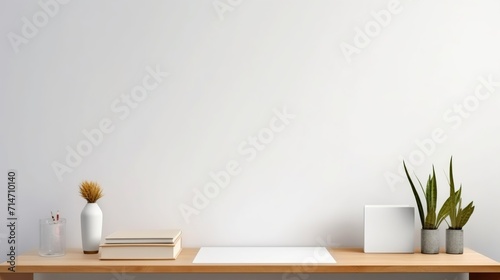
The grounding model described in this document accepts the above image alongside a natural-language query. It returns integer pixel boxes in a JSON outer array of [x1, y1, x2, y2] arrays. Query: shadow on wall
[[330, 217, 364, 248], [313, 213, 365, 248]]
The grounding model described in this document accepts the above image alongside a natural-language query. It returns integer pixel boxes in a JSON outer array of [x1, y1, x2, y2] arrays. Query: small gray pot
[[421, 229, 439, 254], [446, 229, 464, 254]]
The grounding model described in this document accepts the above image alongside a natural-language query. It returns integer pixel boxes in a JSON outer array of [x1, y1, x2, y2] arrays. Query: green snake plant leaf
[[446, 157, 475, 229], [416, 175, 435, 227], [427, 168, 438, 226], [424, 169, 438, 228], [448, 158, 458, 227], [455, 197, 463, 229], [437, 189, 459, 227], [403, 161, 425, 228], [425, 213, 437, 229], [436, 194, 452, 227], [458, 202, 475, 228], [450, 187, 463, 228]]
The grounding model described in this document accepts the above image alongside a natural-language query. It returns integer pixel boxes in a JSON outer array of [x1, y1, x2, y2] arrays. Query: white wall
[[1, 0, 500, 279]]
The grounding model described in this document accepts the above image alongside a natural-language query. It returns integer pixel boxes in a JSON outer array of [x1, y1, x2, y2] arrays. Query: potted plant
[[403, 162, 449, 254], [79, 180, 103, 254], [443, 158, 475, 254]]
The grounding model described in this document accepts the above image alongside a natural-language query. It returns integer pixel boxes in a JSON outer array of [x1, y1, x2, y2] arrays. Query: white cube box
[[364, 205, 415, 253]]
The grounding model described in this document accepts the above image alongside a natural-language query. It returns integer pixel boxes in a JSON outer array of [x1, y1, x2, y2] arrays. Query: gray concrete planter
[[421, 229, 439, 254], [446, 229, 464, 254]]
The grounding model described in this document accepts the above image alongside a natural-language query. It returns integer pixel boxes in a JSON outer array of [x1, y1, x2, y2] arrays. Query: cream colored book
[[99, 238, 182, 260], [105, 229, 181, 244]]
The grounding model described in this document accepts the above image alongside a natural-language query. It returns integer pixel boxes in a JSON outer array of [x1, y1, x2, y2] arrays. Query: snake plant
[[442, 157, 475, 229], [403, 162, 448, 229]]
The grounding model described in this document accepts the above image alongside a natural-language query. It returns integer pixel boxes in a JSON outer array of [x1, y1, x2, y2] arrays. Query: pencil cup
[[39, 218, 66, 257]]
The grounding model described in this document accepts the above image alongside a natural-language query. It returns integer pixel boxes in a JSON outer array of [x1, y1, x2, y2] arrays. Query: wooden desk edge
[[1, 247, 500, 278]]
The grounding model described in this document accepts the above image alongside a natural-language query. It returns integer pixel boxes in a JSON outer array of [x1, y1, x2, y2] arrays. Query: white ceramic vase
[[80, 203, 102, 254]]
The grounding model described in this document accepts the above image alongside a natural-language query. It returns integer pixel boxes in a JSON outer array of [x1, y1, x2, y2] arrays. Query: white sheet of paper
[[192, 247, 336, 264]]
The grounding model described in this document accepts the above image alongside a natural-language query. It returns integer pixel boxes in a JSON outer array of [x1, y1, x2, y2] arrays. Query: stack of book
[[99, 229, 182, 260]]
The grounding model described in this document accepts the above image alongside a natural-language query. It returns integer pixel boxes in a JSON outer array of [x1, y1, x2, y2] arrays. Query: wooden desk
[[1, 248, 500, 280]]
